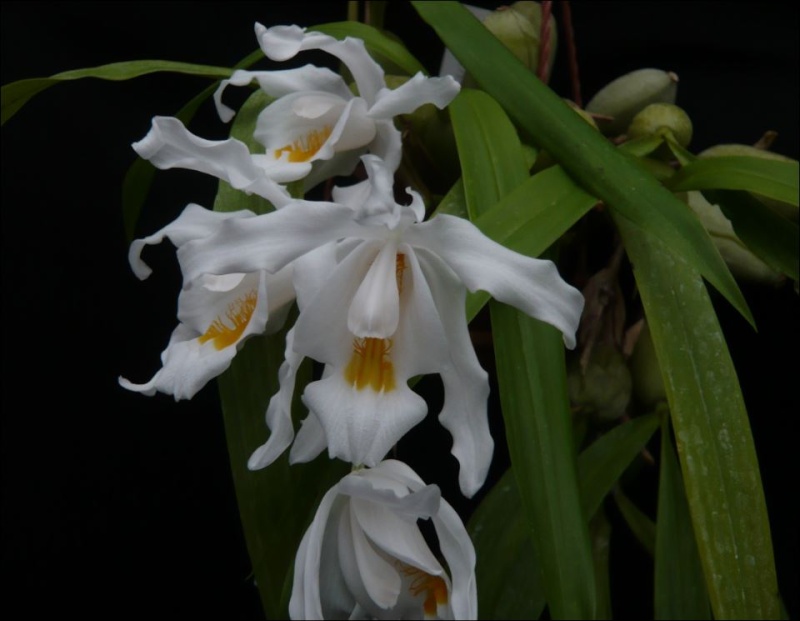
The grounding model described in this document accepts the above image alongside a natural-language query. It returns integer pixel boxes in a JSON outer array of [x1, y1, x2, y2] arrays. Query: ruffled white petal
[[302, 374, 427, 467], [119, 271, 268, 400], [416, 250, 493, 498], [432, 500, 478, 620], [214, 65, 351, 122], [408, 214, 585, 348], [128, 203, 253, 280], [368, 72, 461, 119], [177, 201, 369, 284], [132, 117, 292, 206], [248, 327, 303, 470], [256, 24, 385, 105]]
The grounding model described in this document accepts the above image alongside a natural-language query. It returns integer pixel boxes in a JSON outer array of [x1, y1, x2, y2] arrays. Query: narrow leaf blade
[[615, 215, 780, 619], [2, 60, 233, 125], [655, 418, 711, 620], [668, 157, 800, 206], [413, 0, 753, 327]]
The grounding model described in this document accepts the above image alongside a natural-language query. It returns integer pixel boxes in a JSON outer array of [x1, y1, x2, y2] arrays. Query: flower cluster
[[121, 23, 584, 620]]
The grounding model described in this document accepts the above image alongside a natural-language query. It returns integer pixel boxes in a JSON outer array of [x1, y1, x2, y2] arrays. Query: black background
[[1, 2, 798, 619]]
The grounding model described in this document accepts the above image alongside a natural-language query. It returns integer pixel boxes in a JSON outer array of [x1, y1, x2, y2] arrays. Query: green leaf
[[668, 156, 800, 206], [470, 413, 660, 619], [589, 510, 613, 621], [615, 216, 780, 618], [451, 87, 597, 619], [655, 417, 711, 620], [468, 470, 546, 620], [613, 487, 656, 556], [413, 0, 753, 327], [704, 189, 799, 281], [617, 134, 665, 157], [310, 21, 426, 75], [577, 413, 660, 519], [2, 60, 234, 126]]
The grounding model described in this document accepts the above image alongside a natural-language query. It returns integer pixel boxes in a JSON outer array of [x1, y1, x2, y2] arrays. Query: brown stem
[[537, 1, 553, 83], [562, 1, 583, 107]]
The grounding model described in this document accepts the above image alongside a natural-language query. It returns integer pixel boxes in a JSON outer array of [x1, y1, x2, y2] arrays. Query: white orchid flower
[[291, 460, 477, 620], [132, 24, 460, 201], [118, 204, 295, 400], [178, 155, 584, 496]]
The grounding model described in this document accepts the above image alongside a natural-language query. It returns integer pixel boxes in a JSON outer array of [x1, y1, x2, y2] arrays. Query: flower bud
[[586, 68, 678, 136], [568, 343, 632, 421], [480, 1, 557, 79], [685, 191, 783, 285], [627, 102, 693, 147]]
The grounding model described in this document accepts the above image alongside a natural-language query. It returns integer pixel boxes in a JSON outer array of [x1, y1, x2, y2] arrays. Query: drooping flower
[[178, 155, 584, 496], [132, 24, 460, 201], [291, 459, 476, 620], [118, 204, 295, 400]]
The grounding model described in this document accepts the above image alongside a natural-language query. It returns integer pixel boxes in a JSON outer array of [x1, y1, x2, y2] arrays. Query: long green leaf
[[451, 87, 597, 620], [668, 156, 800, 206], [470, 413, 660, 619], [310, 21, 426, 75], [615, 216, 779, 618], [2, 60, 234, 125], [468, 470, 546, 620], [577, 413, 660, 519], [413, 0, 752, 327], [613, 487, 656, 556], [655, 418, 711, 620]]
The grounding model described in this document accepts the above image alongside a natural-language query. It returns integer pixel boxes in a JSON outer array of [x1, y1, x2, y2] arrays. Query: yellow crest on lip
[[399, 563, 449, 617], [344, 337, 396, 392], [274, 126, 333, 162], [198, 289, 257, 350]]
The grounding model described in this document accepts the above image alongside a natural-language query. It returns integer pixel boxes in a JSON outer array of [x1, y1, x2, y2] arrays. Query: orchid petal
[[289, 410, 327, 464], [214, 65, 351, 122], [417, 250, 493, 498], [302, 374, 427, 467], [368, 72, 460, 119], [369, 121, 403, 173], [408, 214, 585, 348], [289, 484, 341, 620], [391, 247, 450, 380], [339, 475, 440, 520], [177, 201, 367, 284], [350, 497, 442, 574], [128, 203, 253, 280], [348, 239, 400, 338], [248, 326, 303, 470], [433, 500, 478, 621], [349, 508, 402, 609], [293, 241, 380, 365], [132, 117, 293, 206], [120, 270, 268, 400], [256, 24, 385, 105]]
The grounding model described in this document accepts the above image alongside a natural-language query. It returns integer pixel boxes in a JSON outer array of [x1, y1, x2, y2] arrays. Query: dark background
[[1, 2, 797, 619]]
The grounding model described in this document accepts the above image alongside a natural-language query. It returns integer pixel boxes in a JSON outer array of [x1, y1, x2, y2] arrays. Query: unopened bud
[[627, 103, 693, 147], [586, 68, 678, 136]]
